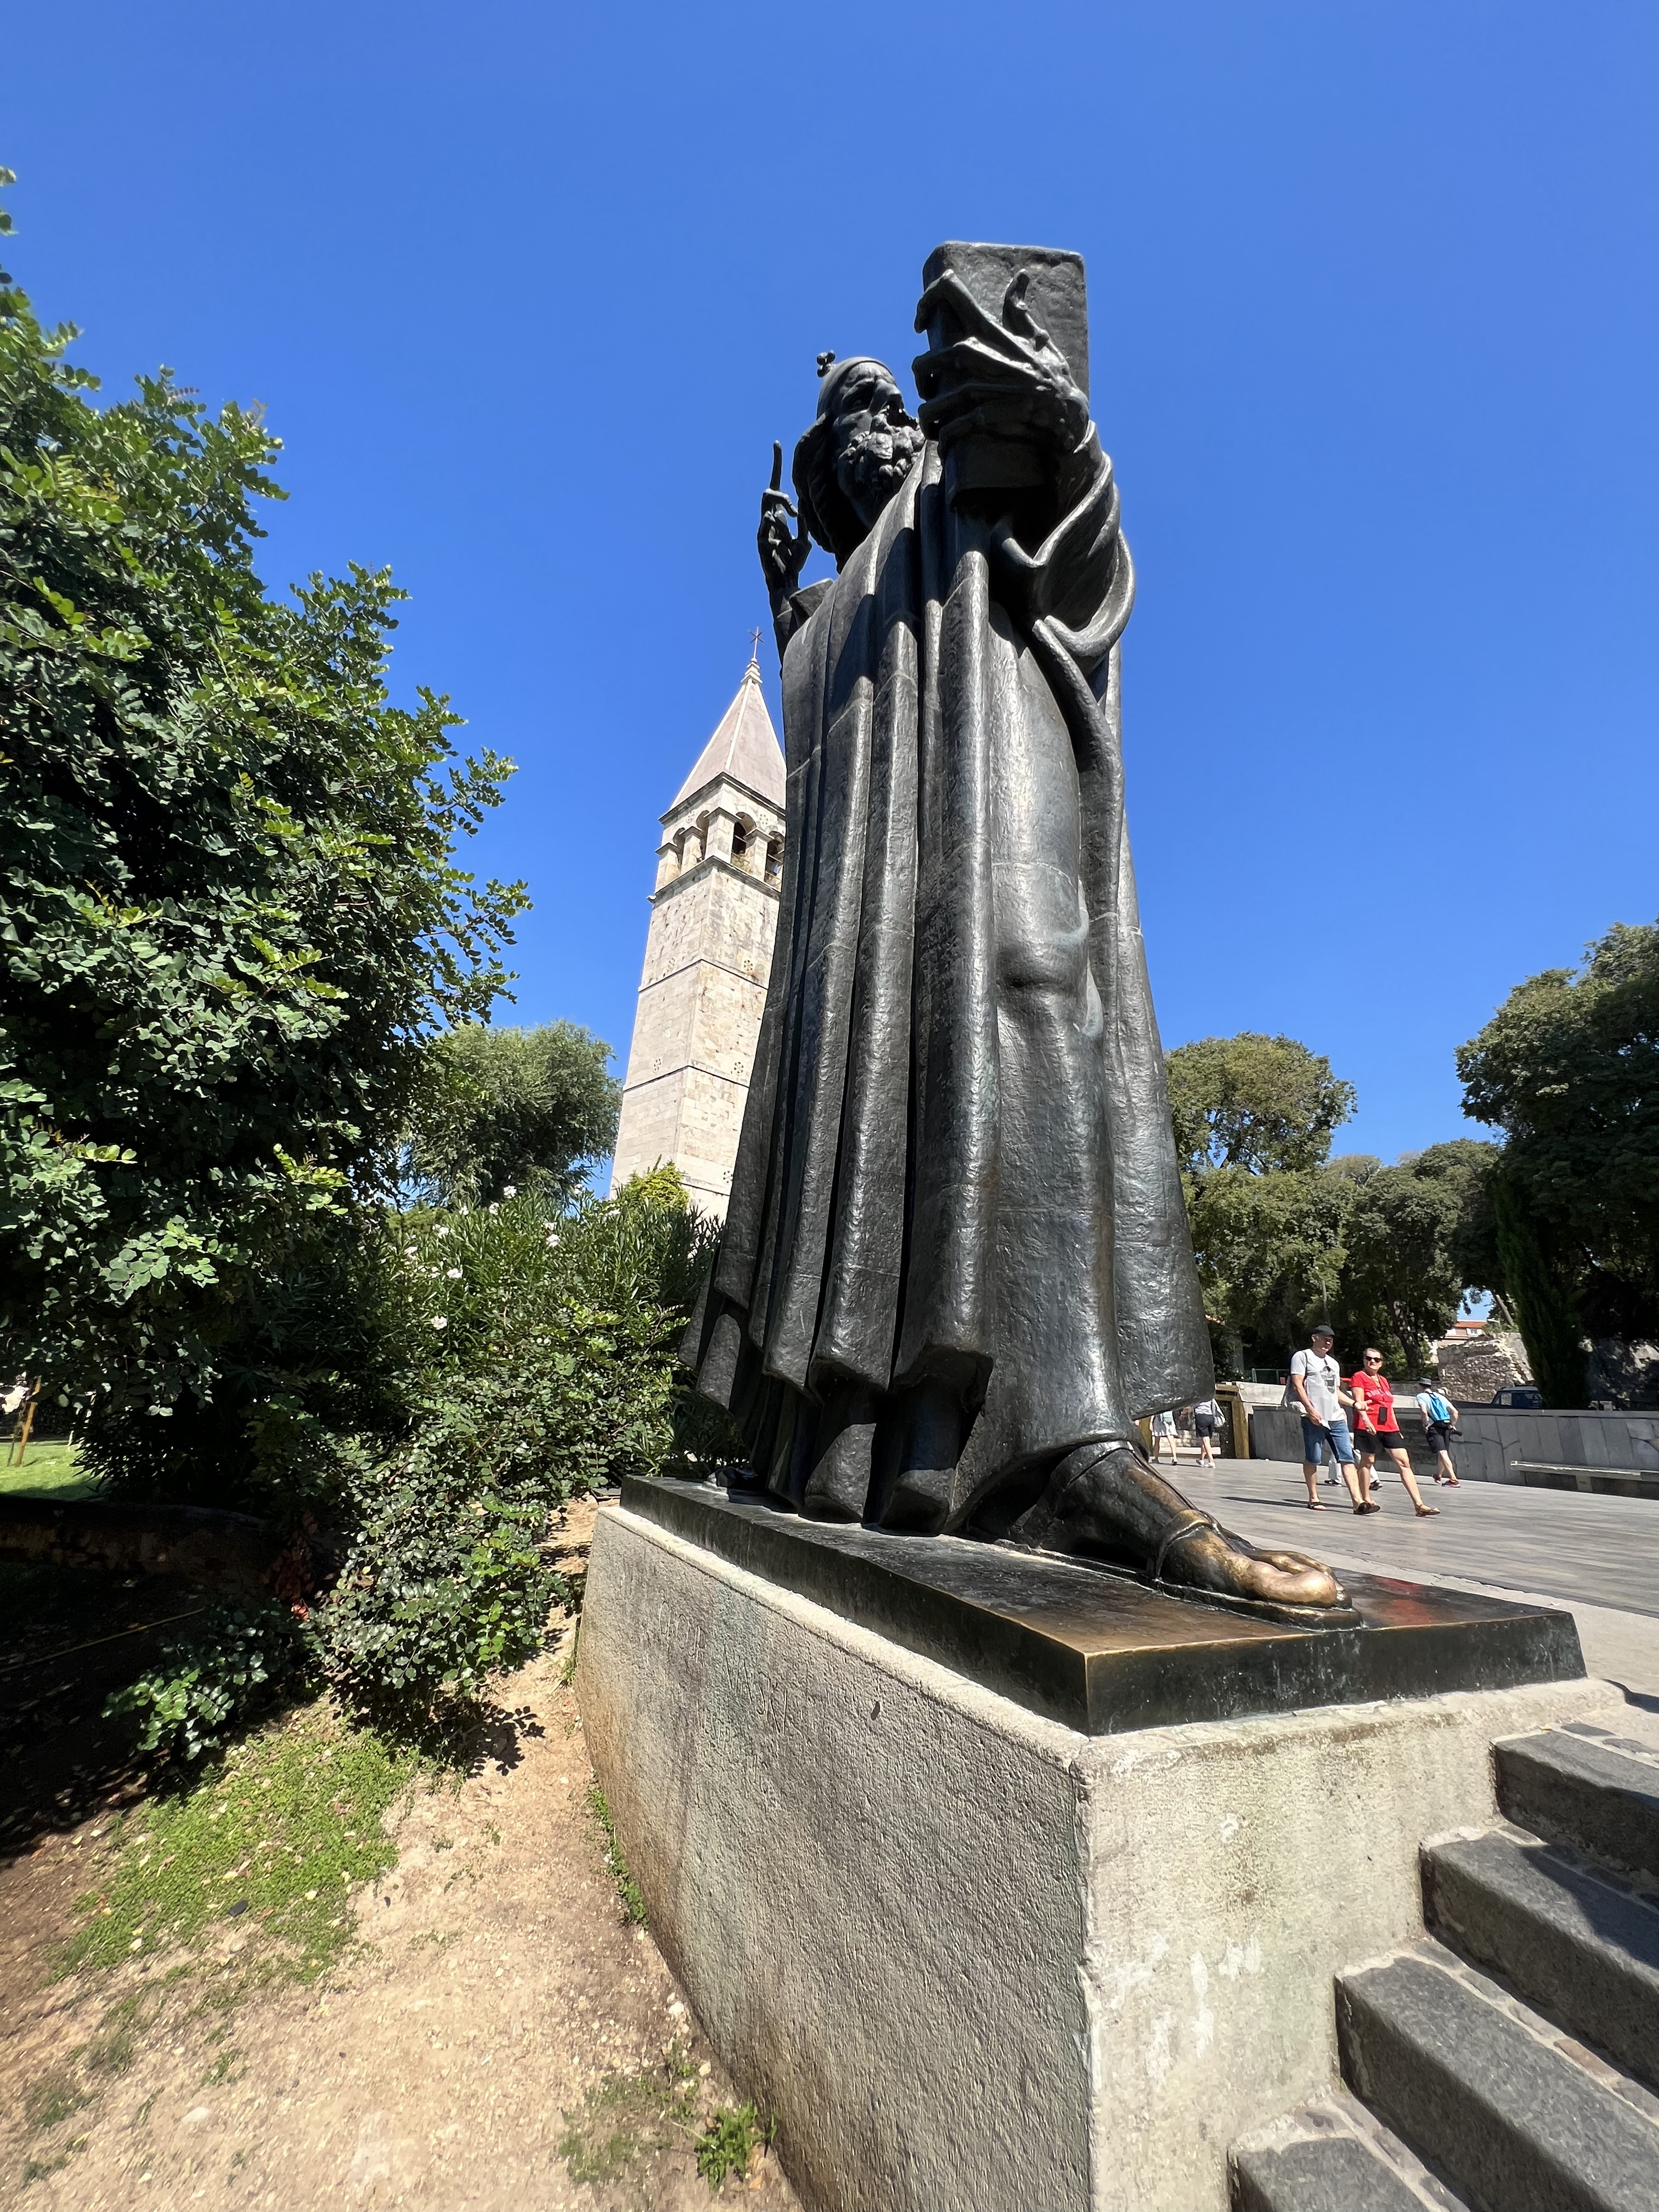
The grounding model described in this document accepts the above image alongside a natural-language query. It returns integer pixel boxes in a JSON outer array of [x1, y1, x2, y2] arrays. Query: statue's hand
[[912, 267, 1091, 465], [758, 441, 810, 599]]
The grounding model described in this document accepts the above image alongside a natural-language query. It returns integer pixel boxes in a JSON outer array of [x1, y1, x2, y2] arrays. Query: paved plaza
[[1181, 1460, 1659, 1706]]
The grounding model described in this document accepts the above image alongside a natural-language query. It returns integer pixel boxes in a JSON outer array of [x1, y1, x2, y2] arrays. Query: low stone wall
[[1449, 1407, 1659, 1493], [0, 1494, 286, 1589]]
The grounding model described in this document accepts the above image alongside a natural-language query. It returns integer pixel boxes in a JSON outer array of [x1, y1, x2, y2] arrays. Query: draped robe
[[690, 428, 1212, 1530]]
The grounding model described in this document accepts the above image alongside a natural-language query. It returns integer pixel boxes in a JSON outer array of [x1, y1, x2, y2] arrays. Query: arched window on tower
[[730, 817, 749, 868], [765, 834, 783, 884]]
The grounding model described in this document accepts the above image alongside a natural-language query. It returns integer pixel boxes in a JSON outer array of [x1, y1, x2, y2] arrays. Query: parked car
[[1490, 1384, 1543, 1409]]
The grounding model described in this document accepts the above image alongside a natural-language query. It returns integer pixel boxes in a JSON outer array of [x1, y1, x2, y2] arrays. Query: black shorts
[[1425, 1421, 1455, 1451], [1194, 1413, 1218, 1436], [1357, 1427, 1405, 1454]]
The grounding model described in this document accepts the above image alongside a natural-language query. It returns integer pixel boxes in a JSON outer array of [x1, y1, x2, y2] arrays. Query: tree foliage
[[1457, 919, 1659, 1379], [1336, 1142, 1494, 1370], [86, 1170, 721, 1747], [1175, 1027, 1497, 1375], [0, 204, 525, 1420], [1184, 1166, 1351, 1363], [407, 1019, 620, 1209], [1488, 1164, 1589, 1408], [1166, 1032, 1356, 1175]]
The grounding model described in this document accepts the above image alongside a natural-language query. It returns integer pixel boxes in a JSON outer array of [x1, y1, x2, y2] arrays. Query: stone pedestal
[[576, 1485, 1621, 2212]]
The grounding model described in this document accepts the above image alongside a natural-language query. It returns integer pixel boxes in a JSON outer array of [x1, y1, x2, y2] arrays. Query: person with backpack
[[1413, 1378, 1462, 1485], [1351, 1350, 1438, 1516]]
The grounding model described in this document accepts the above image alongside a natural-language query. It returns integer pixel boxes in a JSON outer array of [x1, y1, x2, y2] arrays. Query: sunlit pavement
[[1178, 1458, 1659, 1708]]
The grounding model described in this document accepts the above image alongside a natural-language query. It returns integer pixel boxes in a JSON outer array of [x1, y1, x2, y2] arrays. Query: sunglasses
[[1364, 1356, 1383, 1364]]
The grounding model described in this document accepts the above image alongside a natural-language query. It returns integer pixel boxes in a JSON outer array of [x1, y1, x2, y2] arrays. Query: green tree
[[1166, 1033, 1356, 1174], [407, 1020, 620, 1209], [1173, 1027, 1497, 1374], [1184, 1166, 1352, 1369], [1488, 1165, 1588, 1408], [1457, 920, 1659, 1374], [1334, 1141, 1498, 1373], [0, 181, 526, 1421]]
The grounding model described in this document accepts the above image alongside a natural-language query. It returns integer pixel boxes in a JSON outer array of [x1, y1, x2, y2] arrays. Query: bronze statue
[[690, 244, 1348, 1624]]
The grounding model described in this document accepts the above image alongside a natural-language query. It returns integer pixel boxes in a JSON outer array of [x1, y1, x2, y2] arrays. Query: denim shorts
[[1301, 1415, 1356, 1465]]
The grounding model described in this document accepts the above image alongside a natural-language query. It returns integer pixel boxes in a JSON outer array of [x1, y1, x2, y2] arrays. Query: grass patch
[[22, 2140, 87, 2183], [557, 2051, 698, 2186], [83, 1995, 148, 2075], [0, 1440, 97, 1500], [587, 1784, 646, 1925], [63, 1703, 419, 1982], [23, 2069, 88, 2131], [695, 2102, 762, 2190]]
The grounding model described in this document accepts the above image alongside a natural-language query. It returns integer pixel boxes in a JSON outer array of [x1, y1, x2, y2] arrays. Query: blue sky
[[5, 1, 1656, 1165]]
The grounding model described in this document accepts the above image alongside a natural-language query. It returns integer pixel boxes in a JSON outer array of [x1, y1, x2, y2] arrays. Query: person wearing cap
[[1290, 1326, 1368, 1513]]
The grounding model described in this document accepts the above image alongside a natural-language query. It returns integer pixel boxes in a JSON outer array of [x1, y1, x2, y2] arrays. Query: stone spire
[[672, 649, 785, 811], [608, 660, 787, 1218]]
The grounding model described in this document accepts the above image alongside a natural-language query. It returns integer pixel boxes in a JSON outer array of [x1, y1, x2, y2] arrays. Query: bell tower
[[609, 653, 786, 1218]]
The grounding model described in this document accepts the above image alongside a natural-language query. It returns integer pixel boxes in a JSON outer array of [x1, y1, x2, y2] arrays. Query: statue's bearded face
[[831, 371, 924, 529]]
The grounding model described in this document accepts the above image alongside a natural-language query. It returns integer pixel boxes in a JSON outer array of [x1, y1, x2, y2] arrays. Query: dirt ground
[[0, 1521, 802, 2211]]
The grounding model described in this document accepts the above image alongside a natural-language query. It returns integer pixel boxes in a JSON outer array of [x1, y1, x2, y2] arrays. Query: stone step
[[1337, 1943, 1659, 2212], [1423, 1827, 1659, 2095], [1231, 2094, 1468, 2210], [1497, 1729, 1659, 1882]]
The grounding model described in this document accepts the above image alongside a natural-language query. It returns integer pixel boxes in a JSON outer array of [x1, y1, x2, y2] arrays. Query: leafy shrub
[[318, 1384, 583, 1723], [695, 2103, 761, 2190], [103, 1600, 316, 1764], [95, 1171, 721, 1747]]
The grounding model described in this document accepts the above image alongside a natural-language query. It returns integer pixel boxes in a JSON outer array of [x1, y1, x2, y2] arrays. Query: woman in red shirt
[[1350, 1350, 1437, 1515]]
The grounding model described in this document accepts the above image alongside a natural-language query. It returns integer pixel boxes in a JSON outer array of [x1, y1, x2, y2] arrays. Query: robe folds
[[690, 432, 1212, 1531]]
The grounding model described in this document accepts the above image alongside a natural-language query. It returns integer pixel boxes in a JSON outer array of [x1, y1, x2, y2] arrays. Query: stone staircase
[[1230, 1722, 1659, 2211]]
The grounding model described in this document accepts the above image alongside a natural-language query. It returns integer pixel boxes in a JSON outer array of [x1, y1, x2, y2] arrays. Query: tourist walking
[[1414, 1378, 1462, 1485], [1351, 1350, 1438, 1516], [1192, 1395, 1223, 1465], [1150, 1408, 1179, 1464], [1289, 1326, 1367, 1512]]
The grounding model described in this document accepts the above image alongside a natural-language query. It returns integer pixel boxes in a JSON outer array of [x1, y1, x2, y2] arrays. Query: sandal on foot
[[1415, 1504, 1440, 1516]]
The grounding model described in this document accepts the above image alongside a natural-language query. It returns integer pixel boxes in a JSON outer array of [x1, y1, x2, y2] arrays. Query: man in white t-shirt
[[1289, 1326, 1368, 1512]]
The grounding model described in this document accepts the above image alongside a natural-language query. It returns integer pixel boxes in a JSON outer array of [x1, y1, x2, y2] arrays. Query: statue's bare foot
[[1008, 1441, 1353, 1623], [1156, 1520, 1348, 1614]]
